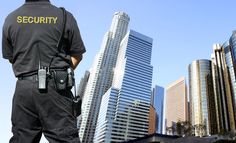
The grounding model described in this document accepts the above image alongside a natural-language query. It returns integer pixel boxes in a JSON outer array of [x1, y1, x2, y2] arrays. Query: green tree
[[176, 121, 182, 136], [169, 120, 193, 136]]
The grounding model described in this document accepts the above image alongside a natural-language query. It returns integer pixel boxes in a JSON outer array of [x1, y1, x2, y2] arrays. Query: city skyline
[[1, 0, 236, 142]]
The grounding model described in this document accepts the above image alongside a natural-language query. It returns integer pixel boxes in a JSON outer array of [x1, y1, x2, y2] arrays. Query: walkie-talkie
[[37, 47, 47, 90], [38, 67, 47, 90]]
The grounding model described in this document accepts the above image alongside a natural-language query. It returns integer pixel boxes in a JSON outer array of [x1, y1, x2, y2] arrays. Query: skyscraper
[[228, 31, 236, 123], [151, 85, 164, 134], [211, 44, 235, 133], [189, 60, 217, 136], [94, 30, 153, 142], [79, 12, 130, 142], [77, 70, 90, 129], [165, 77, 188, 135], [77, 71, 90, 99]]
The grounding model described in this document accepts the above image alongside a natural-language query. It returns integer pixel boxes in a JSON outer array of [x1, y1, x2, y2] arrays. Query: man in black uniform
[[2, 0, 86, 142]]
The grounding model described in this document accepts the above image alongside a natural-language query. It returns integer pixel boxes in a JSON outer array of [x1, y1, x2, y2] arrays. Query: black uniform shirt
[[2, 1, 86, 77]]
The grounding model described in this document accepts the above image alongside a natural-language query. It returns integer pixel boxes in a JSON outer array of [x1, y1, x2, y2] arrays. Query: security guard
[[2, 0, 86, 142]]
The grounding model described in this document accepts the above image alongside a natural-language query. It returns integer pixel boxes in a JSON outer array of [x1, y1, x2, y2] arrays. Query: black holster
[[52, 68, 74, 91], [52, 68, 81, 117]]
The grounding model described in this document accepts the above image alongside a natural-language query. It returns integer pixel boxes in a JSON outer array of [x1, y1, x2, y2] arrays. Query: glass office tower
[[211, 44, 235, 133], [94, 30, 153, 142], [228, 31, 236, 122], [152, 85, 164, 134], [79, 12, 130, 142], [189, 60, 217, 136]]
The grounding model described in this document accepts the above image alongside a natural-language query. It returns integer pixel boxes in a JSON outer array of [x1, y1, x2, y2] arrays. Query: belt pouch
[[53, 70, 68, 91]]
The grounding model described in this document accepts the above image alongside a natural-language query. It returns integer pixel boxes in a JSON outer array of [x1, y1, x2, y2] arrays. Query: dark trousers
[[10, 79, 80, 143]]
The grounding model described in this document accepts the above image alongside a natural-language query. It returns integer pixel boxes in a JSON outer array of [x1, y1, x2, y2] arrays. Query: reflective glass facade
[[212, 43, 235, 133], [228, 32, 236, 121], [189, 60, 217, 136], [152, 86, 164, 134], [94, 30, 153, 142]]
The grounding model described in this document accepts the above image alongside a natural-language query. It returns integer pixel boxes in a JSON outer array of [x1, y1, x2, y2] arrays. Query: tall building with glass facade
[[165, 77, 188, 135], [211, 44, 235, 133], [151, 85, 164, 134], [94, 30, 153, 142], [79, 12, 130, 142], [228, 31, 236, 123], [189, 60, 217, 136]]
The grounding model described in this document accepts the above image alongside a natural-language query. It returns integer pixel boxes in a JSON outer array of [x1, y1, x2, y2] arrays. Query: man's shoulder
[[5, 5, 24, 20], [48, 4, 75, 20], [64, 9, 77, 24], [4, 5, 25, 27]]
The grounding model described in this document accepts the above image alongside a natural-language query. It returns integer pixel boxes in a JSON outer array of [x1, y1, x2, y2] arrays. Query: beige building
[[165, 77, 188, 134], [148, 105, 157, 135]]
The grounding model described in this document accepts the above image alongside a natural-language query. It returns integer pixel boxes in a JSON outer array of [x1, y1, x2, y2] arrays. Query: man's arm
[[2, 21, 14, 63], [67, 13, 86, 69], [71, 55, 82, 70]]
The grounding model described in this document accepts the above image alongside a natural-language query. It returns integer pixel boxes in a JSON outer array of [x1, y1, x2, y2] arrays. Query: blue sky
[[1, 0, 236, 142]]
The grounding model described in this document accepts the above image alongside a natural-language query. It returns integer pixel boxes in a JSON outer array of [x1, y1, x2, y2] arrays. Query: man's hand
[[71, 55, 82, 69]]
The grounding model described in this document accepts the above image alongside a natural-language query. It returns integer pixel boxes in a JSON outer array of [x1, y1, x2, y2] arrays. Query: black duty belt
[[17, 69, 65, 81], [18, 74, 38, 81]]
